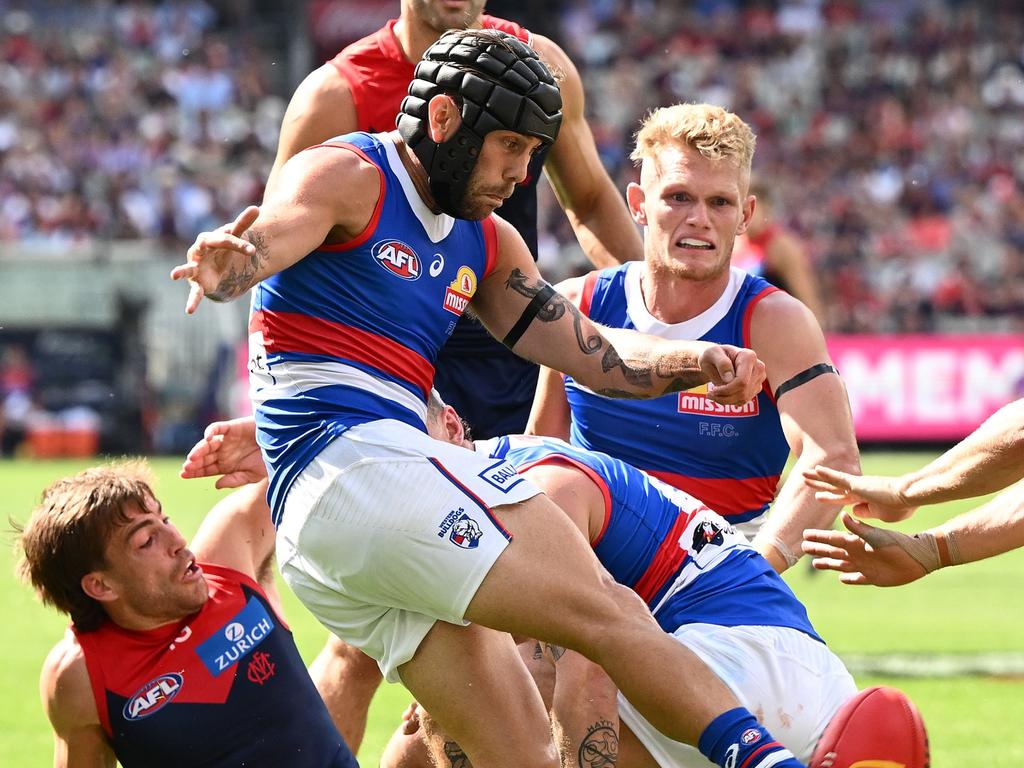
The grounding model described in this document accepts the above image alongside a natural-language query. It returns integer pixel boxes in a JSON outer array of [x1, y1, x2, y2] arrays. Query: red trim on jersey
[[645, 470, 780, 518], [301, 142, 386, 252], [515, 456, 613, 546], [482, 216, 499, 278], [742, 284, 779, 402], [579, 271, 600, 317], [253, 309, 435, 398], [740, 741, 784, 768], [427, 457, 513, 541], [632, 511, 693, 604]]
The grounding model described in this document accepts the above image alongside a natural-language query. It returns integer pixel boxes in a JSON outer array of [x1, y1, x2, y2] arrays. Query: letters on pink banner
[[827, 335, 1024, 440]]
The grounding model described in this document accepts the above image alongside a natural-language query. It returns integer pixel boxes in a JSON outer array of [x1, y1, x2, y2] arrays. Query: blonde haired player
[[529, 102, 860, 575]]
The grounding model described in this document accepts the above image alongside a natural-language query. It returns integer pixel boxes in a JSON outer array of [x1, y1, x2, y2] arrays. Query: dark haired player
[[172, 29, 796, 768], [16, 467, 357, 768], [269, 0, 643, 442]]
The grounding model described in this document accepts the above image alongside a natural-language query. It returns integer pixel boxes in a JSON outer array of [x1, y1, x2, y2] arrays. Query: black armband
[[774, 363, 838, 400], [501, 284, 556, 349]]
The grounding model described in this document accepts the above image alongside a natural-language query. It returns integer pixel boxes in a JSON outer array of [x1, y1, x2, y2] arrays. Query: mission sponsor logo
[[373, 239, 421, 280], [123, 673, 183, 721], [677, 389, 759, 417], [196, 597, 275, 676], [443, 266, 477, 315]]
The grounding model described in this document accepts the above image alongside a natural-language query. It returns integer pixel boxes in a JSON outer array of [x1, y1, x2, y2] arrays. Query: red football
[[809, 686, 930, 768]]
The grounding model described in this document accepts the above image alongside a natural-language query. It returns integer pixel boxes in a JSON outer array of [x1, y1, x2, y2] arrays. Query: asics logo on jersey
[[373, 239, 421, 280], [678, 392, 759, 417], [123, 673, 183, 721]]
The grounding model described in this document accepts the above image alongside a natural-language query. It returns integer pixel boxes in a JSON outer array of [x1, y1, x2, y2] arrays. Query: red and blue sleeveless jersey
[[330, 16, 547, 438], [564, 263, 789, 531], [74, 564, 356, 768], [249, 132, 498, 523], [479, 435, 819, 639]]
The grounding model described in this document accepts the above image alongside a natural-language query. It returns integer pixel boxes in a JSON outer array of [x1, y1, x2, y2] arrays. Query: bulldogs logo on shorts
[[449, 514, 483, 549], [691, 520, 725, 554]]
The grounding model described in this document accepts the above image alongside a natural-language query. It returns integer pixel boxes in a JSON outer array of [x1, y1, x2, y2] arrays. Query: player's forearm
[[565, 192, 644, 269], [926, 482, 1024, 567], [574, 327, 708, 399], [758, 448, 858, 571], [203, 228, 273, 303], [900, 399, 1024, 505]]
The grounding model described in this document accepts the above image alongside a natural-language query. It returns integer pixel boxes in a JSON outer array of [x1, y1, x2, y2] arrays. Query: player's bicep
[[270, 65, 358, 182], [254, 147, 382, 278], [42, 639, 115, 768]]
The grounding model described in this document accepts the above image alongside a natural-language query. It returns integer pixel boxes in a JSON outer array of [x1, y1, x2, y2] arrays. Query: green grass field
[[2, 452, 1023, 766]]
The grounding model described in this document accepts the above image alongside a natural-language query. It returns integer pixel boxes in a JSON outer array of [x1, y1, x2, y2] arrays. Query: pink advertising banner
[[827, 335, 1024, 441]]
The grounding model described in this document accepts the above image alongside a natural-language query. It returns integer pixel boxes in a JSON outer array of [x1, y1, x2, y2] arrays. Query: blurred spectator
[[1, 343, 35, 455], [0, 0, 283, 247]]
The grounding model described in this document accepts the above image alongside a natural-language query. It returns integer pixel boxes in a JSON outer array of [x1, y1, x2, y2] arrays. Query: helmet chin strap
[[397, 29, 562, 218]]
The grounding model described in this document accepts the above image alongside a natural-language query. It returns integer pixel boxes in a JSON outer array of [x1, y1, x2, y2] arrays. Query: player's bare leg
[[465, 494, 756, 750], [396, 621, 559, 768], [309, 635, 382, 752]]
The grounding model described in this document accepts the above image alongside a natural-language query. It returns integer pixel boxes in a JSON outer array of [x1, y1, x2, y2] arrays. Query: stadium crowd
[[2, 0, 1022, 332], [0, 0, 282, 247]]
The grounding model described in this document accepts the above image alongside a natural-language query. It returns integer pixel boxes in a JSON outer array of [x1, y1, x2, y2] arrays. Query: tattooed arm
[[471, 216, 765, 405], [171, 145, 381, 313]]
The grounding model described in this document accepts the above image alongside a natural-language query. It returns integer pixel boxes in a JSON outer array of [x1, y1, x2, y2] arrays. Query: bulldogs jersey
[[74, 564, 356, 768], [332, 15, 548, 438], [249, 132, 497, 522], [564, 263, 790, 529], [479, 435, 819, 639]]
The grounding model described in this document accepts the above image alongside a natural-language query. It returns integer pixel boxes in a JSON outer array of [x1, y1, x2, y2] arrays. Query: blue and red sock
[[698, 707, 804, 768]]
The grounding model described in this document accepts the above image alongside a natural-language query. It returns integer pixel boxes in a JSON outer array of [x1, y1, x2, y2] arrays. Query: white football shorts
[[276, 419, 541, 683], [618, 623, 857, 766]]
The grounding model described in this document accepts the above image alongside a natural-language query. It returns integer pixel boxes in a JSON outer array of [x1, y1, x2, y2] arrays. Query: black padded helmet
[[397, 28, 563, 218]]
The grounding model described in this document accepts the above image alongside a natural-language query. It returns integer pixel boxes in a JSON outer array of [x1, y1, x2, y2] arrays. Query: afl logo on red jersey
[[123, 673, 183, 721], [373, 239, 421, 280]]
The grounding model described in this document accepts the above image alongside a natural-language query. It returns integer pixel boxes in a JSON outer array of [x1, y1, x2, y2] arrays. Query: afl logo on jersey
[[443, 266, 478, 315], [123, 673, 183, 721], [373, 239, 421, 280]]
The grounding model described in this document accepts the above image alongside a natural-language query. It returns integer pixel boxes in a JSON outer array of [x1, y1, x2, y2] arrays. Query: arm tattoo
[[443, 741, 472, 768], [578, 721, 618, 768], [208, 229, 270, 302], [504, 269, 603, 355]]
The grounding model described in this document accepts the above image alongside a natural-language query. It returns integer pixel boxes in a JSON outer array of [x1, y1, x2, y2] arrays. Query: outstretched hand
[[170, 205, 261, 314], [701, 344, 767, 405], [803, 464, 917, 522], [180, 416, 266, 488], [802, 512, 929, 587]]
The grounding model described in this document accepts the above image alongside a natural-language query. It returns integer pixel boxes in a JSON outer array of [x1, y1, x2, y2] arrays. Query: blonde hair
[[631, 103, 756, 173], [15, 460, 157, 632]]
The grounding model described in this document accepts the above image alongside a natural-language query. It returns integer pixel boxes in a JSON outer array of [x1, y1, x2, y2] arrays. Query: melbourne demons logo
[[444, 266, 477, 315], [677, 385, 759, 417], [373, 239, 421, 280], [123, 673, 183, 721], [450, 514, 483, 549]]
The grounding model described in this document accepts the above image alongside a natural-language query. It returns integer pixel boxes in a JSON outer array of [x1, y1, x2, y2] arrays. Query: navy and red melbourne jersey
[[74, 564, 356, 768], [563, 263, 790, 533], [330, 15, 548, 437], [478, 435, 819, 640]]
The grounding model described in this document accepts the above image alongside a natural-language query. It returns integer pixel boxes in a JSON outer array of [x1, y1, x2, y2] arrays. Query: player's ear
[[736, 194, 756, 235], [427, 94, 462, 143], [442, 406, 464, 443], [81, 571, 120, 604], [626, 182, 647, 226]]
